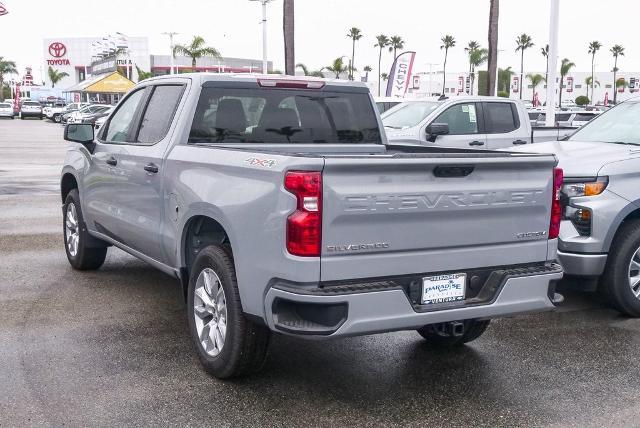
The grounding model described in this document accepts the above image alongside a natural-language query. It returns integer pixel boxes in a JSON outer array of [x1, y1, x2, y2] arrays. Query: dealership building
[[41, 36, 272, 93]]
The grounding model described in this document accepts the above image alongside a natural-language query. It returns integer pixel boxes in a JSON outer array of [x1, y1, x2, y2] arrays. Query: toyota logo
[[48, 42, 67, 58]]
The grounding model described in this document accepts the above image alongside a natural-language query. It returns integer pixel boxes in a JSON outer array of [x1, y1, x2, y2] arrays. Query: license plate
[[421, 273, 466, 305]]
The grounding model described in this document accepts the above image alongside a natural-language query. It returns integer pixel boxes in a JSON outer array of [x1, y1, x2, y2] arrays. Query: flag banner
[[385, 51, 416, 98], [0, 2, 8, 16]]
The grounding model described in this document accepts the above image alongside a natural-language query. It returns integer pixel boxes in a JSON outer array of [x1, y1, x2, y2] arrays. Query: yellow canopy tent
[[64, 72, 134, 103]]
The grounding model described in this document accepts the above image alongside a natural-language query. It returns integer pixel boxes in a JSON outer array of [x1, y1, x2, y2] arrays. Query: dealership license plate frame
[[421, 273, 467, 305]]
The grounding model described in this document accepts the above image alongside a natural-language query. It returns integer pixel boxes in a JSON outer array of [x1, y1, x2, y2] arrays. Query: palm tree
[[388, 36, 405, 62], [588, 41, 602, 103], [527, 73, 544, 102], [616, 77, 628, 99], [47, 66, 69, 88], [498, 67, 515, 93], [381, 73, 389, 82], [541, 44, 549, 84], [610, 44, 625, 104], [558, 58, 576, 107], [295, 63, 324, 77], [325, 57, 348, 79], [173, 36, 222, 71], [0, 57, 17, 102], [469, 48, 488, 95], [515, 33, 534, 99], [465, 41, 481, 76], [440, 35, 456, 95], [135, 66, 154, 82], [585, 76, 600, 99], [347, 27, 363, 80], [486, 0, 500, 96], [363, 65, 372, 82], [283, 0, 295, 75], [375, 34, 390, 96]]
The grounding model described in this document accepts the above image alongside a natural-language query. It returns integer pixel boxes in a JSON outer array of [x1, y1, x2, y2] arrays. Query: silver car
[[20, 101, 43, 120], [0, 102, 14, 119]]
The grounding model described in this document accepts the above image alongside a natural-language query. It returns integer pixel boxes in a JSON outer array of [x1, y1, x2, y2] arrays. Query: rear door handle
[[469, 141, 485, 146], [106, 156, 117, 166], [144, 163, 159, 174], [512, 139, 528, 145]]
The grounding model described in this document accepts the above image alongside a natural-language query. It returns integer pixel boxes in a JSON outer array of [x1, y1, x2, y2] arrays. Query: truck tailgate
[[320, 154, 557, 281]]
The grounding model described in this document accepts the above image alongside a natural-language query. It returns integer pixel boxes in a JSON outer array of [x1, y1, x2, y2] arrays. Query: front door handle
[[512, 139, 528, 145], [106, 156, 117, 166], [469, 140, 485, 146], [144, 163, 159, 174]]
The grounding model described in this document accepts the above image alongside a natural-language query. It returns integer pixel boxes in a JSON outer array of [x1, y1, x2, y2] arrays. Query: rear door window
[[137, 85, 185, 144], [189, 87, 381, 145], [484, 102, 519, 133]]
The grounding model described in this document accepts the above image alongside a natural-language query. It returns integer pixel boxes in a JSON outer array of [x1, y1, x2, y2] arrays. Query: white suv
[[0, 102, 14, 119], [20, 101, 43, 120]]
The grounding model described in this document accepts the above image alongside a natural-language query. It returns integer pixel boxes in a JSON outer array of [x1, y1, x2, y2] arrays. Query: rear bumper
[[557, 250, 607, 277], [264, 263, 563, 338]]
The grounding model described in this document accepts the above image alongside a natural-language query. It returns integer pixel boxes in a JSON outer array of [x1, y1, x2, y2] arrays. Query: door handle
[[144, 163, 159, 174], [469, 141, 485, 146], [512, 139, 528, 145], [106, 156, 117, 166]]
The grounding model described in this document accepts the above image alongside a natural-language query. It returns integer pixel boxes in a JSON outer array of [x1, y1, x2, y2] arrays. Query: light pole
[[162, 32, 178, 74], [545, 0, 560, 126], [250, 0, 273, 74]]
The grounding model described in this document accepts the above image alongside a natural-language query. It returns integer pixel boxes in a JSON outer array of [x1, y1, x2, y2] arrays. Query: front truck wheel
[[416, 319, 490, 347], [601, 219, 640, 317], [63, 189, 108, 270], [187, 245, 270, 379]]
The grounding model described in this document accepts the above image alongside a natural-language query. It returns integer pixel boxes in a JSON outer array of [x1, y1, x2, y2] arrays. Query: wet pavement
[[1, 119, 639, 427]]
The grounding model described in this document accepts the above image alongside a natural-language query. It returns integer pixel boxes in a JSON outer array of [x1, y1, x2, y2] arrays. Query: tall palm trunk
[[350, 39, 355, 80], [613, 56, 618, 104], [486, 0, 499, 96], [591, 53, 595, 103], [519, 50, 524, 99], [559, 76, 564, 107], [441, 49, 448, 95], [545, 56, 549, 88], [378, 47, 383, 96], [283, 0, 295, 75], [192, 57, 197, 71]]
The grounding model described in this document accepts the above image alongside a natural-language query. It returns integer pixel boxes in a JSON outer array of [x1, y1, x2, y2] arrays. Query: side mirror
[[425, 122, 449, 142], [64, 123, 94, 144]]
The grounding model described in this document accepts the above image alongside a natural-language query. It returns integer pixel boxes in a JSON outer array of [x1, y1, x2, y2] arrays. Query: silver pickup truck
[[61, 74, 563, 378]]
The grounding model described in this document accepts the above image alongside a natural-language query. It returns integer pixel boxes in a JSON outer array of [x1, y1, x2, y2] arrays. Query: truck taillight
[[549, 167, 563, 239], [284, 171, 322, 257]]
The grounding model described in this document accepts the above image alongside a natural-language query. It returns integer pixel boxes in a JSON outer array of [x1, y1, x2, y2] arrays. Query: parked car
[[78, 106, 113, 126], [20, 101, 43, 120], [93, 114, 108, 130], [43, 102, 68, 123], [65, 104, 110, 124], [60, 103, 91, 124], [374, 96, 403, 114], [512, 98, 640, 316], [0, 102, 14, 119], [61, 74, 563, 378], [382, 97, 532, 149]]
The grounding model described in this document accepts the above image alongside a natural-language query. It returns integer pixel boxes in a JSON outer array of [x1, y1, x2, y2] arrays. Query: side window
[[434, 103, 479, 135], [104, 89, 145, 143], [137, 85, 185, 144], [484, 102, 519, 133]]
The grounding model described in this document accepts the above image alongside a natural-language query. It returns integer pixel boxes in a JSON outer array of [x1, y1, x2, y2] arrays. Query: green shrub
[[575, 95, 590, 106], [497, 91, 509, 98]]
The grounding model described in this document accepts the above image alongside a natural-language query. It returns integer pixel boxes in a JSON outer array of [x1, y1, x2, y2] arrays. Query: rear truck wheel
[[54, 114, 61, 123], [63, 189, 107, 270], [416, 319, 490, 347], [187, 245, 270, 379], [601, 219, 640, 317]]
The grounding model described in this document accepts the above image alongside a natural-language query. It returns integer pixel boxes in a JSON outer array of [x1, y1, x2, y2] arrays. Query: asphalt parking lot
[[2, 118, 640, 427]]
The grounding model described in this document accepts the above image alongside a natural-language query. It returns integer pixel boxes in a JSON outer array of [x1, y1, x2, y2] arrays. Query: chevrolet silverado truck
[[512, 98, 640, 316], [61, 74, 563, 378]]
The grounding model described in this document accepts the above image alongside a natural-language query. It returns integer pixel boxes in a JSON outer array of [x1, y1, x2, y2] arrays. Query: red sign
[[48, 42, 67, 58]]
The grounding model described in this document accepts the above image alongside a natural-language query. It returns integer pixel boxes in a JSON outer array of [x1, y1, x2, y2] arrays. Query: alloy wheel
[[193, 267, 228, 357]]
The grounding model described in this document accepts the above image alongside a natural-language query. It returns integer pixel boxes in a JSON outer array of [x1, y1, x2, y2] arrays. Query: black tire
[[20, 115, 24, 120], [601, 219, 640, 317], [187, 245, 270, 379], [416, 319, 490, 347], [63, 189, 107, 270], [54, 114, 61, 123]]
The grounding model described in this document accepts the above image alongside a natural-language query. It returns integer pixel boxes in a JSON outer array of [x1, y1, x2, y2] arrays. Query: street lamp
[[249, 0, 274, 74], [162, 32, 178, 74], [545, 0, 560, 126]]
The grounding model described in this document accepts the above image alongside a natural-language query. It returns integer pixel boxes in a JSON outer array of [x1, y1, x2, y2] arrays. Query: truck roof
[[141, 72, 369, 90]]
